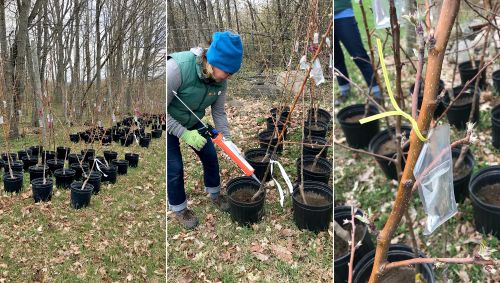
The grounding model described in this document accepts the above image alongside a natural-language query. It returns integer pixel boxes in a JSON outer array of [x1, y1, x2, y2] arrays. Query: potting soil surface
[[452, 157, 472, 180], [376, 138, 399, 156], [306, 124, 324, 131], [344, 114, 365, 123], [295, 191, 330, 206], [476, 183, 500, 205], [247, 154, 270, 163], [333, 223, 362, 258], [381, 266, 417, 283], [303, 162, 330, 174], [231, 186, 260, 202]]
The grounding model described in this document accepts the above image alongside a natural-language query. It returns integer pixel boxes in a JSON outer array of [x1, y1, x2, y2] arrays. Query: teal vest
[[167, 51, 226, 129], [334, 0, 353, 14]]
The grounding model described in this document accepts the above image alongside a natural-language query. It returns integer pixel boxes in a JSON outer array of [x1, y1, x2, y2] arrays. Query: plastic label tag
[[313, 32, 319, 44], [270, 159, 294, 207], [299, 55, 309, 70], [94, 159, 109, 177], [18, 110, 22, 117], [310, 58, 325, 85], [2, 101, 6, 108], [112, 113, 116, 122], [414, 124, 457, 235], [0, 116, 3, 124]]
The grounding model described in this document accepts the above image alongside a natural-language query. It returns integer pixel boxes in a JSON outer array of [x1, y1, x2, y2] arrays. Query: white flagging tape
[[270, 160, 294, 207], [94, 159, 109, 177]]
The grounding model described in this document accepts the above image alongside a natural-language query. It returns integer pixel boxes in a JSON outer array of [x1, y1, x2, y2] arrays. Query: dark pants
[[334, 16, 377, 89], [167, 122, 220, 212]]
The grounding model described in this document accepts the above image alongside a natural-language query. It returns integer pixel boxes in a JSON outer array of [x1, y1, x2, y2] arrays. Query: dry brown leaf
[[252, 252, 269, 261], [271, 244, 293, 262]]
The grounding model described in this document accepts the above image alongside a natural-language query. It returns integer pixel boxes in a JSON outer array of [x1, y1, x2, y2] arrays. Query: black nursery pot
[[368, 126, 411, 180], [87, 171, 102, 195], [451, 148, 475, 203], [292, 181, 333, 232], [29, 145, 43, 157], [17, 149, 32, 161], [100, 165, 118, 184], [68, 153, 83, 165], [302, 136, 328, 157], [227, 176, 265, 226], [31, 178, 53, 203], [41, 151, 56, 163], [307, 107, 332, 124], [296, 156, 332, 184], [112, 159, 129, 175], [492, 104, 500, 149], [265, 117, 288, 138], [120, 135, 134, 146], [124, 153, 139, 167], [81, 149, 95, 163], [53, 168, 76, 189], [29, 165, 51, 182], [88, 156, 105, 168], [304, 120, 328, 138], [458, 60, 487, 90], [493, 70, 500, 95], [104, 150, 118, 163], [337, 104, 380, 149], [140, 136, 151, 148], [5, 160, 24, 173], [69, 133, 80, 143], [258, 129, 283, 153], [152, 129, 163, 138], [334, 206, 374, 283], [101, 135, 112, 145], [352, 244, 435, 283], [469, 165, 500, 237], [244, 148, 272, 182], [70, 162, 89, 181], [3, 172, 23, 193], [444, 86, 480, 130], [70, 181, 94, 209], [22, 156, 38, 171], [112, 133, 121, 142], [1, 153, 17, 162], [56, 146, 71, 160], [270, 106, 290, 121], [46, 159, 65, 174]]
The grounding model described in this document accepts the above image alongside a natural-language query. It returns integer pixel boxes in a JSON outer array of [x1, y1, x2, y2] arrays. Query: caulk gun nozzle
[[251, 174, 261, 184]]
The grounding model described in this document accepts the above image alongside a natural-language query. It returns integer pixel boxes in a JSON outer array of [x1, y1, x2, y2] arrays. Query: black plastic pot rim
[[227, 177, 264, 206], [31, 178, 53, 186], [337, 104, 379, 126], [71, 182, 94, 193], [333, 207, 368, 264], [469, 165, 500, 212], [292, 181, 332, 210], [54, 168, 76, 176], [3, 172, 23, 180]]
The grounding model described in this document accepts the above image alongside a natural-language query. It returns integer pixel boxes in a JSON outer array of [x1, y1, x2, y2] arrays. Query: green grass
[[0, 127, 166, 281]]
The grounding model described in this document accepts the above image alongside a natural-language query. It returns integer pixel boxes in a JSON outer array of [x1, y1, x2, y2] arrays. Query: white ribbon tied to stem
[[269, 159, 294, 208], [94, 158, 109, 177]]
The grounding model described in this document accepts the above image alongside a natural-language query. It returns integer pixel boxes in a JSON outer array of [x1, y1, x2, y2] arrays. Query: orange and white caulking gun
[[172, 91, 261, 184]]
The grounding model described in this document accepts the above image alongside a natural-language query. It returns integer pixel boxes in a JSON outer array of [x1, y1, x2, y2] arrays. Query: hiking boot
[[212, 194, 230, 212], [175, 209, 199, 229]]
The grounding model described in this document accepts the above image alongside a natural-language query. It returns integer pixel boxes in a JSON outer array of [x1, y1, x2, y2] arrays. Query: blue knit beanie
[[206, 31, 243, 74]]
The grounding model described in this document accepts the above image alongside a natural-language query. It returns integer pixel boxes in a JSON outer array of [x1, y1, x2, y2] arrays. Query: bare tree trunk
[[167, 0, 181, 51], [214, 0, 224, 30], [71, 0, 81, 121], [95, 0, 102, 110], [206, 0, 217, 31], [224, 0, 232, 29], [27, 39, 46, 143], [232, 0, 240, 33]]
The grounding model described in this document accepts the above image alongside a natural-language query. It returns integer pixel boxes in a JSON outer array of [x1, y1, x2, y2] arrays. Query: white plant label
[[17, 110, 22, 117], [2, 101, 6, 108], [94, 103, 97, 108], [326, 37, 331, 48], [313, 32, 319, 44], [299, 55, 309, 70], [98, 121, 102, 127], [39, 119, 44, 128], [112, 113, 116, 122], [0, 115, 3, 124]]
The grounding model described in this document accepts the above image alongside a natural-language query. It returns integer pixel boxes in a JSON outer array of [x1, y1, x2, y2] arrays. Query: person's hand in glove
[[180, 130, 207, 151]]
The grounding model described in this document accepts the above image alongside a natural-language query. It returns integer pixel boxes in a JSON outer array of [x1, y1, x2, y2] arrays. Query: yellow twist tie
[[359, 39, 427, 142]]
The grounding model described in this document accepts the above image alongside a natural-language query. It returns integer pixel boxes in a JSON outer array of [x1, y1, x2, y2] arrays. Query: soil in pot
[[337, 104, 380, 149], [3, 172, 23, 193], [244, 148, 271, 182], [369, 126, 411, 180], [380, 267, 416, 283], [258, 130, 283, 153], [476, 183, 500, 205], [333, 223, 363, 258], [296, 156, 332, 184], [31, 178, 53, 202], [304, 121, 328, 138], [125, 153, 139, 167], [307, 107, 332, 124], [70, 181, 94, 209], [295, 190, 331, 206], [54, 168, 76, 189], [227, 176, 265, 226]]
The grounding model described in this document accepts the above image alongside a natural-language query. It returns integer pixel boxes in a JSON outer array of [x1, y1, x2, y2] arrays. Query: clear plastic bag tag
[[414, 124, 457, 235], [372, 0, 404, 29], [310, 58, 325, 86]]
